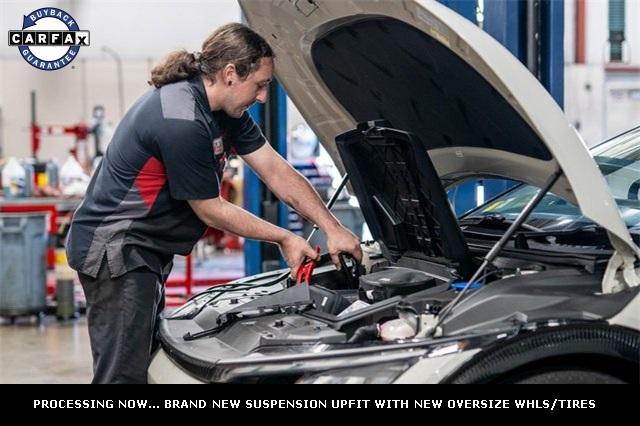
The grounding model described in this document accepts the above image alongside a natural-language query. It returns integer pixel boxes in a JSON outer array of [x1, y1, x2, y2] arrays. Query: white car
[[148, 0, 639, 384]]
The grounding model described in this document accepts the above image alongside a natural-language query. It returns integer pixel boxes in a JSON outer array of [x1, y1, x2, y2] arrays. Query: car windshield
[[467, 126, 640, 230]]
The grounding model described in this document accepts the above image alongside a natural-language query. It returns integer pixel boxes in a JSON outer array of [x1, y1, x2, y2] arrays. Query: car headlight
[[295, 359, 418, 384]]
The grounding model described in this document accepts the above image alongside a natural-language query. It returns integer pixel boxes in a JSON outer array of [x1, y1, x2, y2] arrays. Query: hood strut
[[433, 169, 563, 336]]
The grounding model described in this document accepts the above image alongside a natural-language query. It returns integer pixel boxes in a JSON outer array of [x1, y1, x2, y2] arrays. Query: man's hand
[[279, 233, 319, 278], [326, 225, 362, 270], [241, 144, 362, 271]]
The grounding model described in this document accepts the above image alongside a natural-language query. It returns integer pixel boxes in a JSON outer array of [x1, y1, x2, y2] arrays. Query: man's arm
[[241, 143, 362, 267], [188, 197, 317, 276]]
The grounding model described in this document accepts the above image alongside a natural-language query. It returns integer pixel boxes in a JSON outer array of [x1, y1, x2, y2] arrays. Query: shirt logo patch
[[212, 137, 224, 155]]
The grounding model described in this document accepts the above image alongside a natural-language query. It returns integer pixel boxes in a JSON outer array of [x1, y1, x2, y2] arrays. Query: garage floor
[[0, 251, 244, 383], [0, 315, 93, 383]]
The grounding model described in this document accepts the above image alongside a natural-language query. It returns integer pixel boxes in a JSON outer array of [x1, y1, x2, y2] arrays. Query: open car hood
[[239, 0, 640, 280]]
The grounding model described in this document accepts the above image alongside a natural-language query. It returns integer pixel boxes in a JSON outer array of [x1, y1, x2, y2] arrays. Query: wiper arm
[[515, 224, 601, 238], [513, 224, 606, 250], [460, 214, 543, 232]]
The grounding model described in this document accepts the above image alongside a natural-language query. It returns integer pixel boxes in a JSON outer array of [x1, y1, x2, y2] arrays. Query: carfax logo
[[8, 8, 90, 70]]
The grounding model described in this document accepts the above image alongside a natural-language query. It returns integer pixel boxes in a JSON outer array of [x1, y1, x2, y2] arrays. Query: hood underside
[[239, 0, 638, 257]]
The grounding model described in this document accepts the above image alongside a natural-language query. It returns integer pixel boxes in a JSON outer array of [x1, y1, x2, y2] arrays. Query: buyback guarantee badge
[[8, 8, 89, 70]]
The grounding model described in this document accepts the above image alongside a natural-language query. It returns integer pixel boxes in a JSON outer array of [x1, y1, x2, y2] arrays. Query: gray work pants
[[78, 256, 167, 384]]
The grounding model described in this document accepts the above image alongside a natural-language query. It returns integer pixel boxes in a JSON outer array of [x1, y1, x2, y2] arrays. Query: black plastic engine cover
[[359, 266, 437, 303]]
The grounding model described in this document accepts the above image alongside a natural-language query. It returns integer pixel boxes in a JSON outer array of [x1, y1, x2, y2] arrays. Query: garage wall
[[564, 0, 640, 146], [2, 1, 638, 157], [0, 58, 155, 160], [0, 0, 241, 159]]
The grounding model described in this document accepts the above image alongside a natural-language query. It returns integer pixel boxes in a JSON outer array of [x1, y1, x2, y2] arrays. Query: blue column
[[540, 0, 564, 107], [244, 104, 264, 276], [484, 0, 563, 107], [273, 81, 289, 230], [483, 0, 527, 62], [438, 0, 477, 24], [243, 81, 289, 275], [273, 82, 290, 269]]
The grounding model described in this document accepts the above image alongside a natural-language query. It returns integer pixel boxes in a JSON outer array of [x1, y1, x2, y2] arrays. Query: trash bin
[[0, 212, 48, 318]]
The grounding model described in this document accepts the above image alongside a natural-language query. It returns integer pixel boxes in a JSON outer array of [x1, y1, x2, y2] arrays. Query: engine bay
[[162, 121, 637, 358], [168, 242, 624, 354], [285, 247, 563, 342]]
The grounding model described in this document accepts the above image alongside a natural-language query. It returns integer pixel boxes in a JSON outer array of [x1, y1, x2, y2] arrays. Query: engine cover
[[359, 267, 437, 303]]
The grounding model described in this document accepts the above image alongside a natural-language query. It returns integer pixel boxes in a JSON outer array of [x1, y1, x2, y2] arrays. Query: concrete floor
[[0, 315, 93, 383], [0, 250, 245, 383]]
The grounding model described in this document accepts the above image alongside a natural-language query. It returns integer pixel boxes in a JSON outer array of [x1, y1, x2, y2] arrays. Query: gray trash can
[[0, 212, 48, 318]]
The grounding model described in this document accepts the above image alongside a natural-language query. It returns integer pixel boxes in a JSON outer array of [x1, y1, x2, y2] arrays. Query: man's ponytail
[[148, 23, 273, 88], [148, 50, 201, 88]]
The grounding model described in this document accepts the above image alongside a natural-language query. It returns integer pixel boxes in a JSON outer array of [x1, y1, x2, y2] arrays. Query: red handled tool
[[296, 246, 320, 285]]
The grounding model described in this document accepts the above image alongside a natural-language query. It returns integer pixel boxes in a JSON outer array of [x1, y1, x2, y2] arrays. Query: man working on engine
[[66, 23, 362, 384]]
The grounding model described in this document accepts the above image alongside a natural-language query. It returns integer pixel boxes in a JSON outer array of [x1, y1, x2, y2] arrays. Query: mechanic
[[66, 23, 362, 384]]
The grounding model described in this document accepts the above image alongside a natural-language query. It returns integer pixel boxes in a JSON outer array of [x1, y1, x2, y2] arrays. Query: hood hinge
[[602, 232, 640, 293]]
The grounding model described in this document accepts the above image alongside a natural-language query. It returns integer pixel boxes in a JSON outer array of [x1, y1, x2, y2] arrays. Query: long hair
[[148, 23, 273, 88]]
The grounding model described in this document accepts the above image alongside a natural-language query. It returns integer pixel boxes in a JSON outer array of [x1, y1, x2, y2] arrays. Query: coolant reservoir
[[380, 317, 417, 341]]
